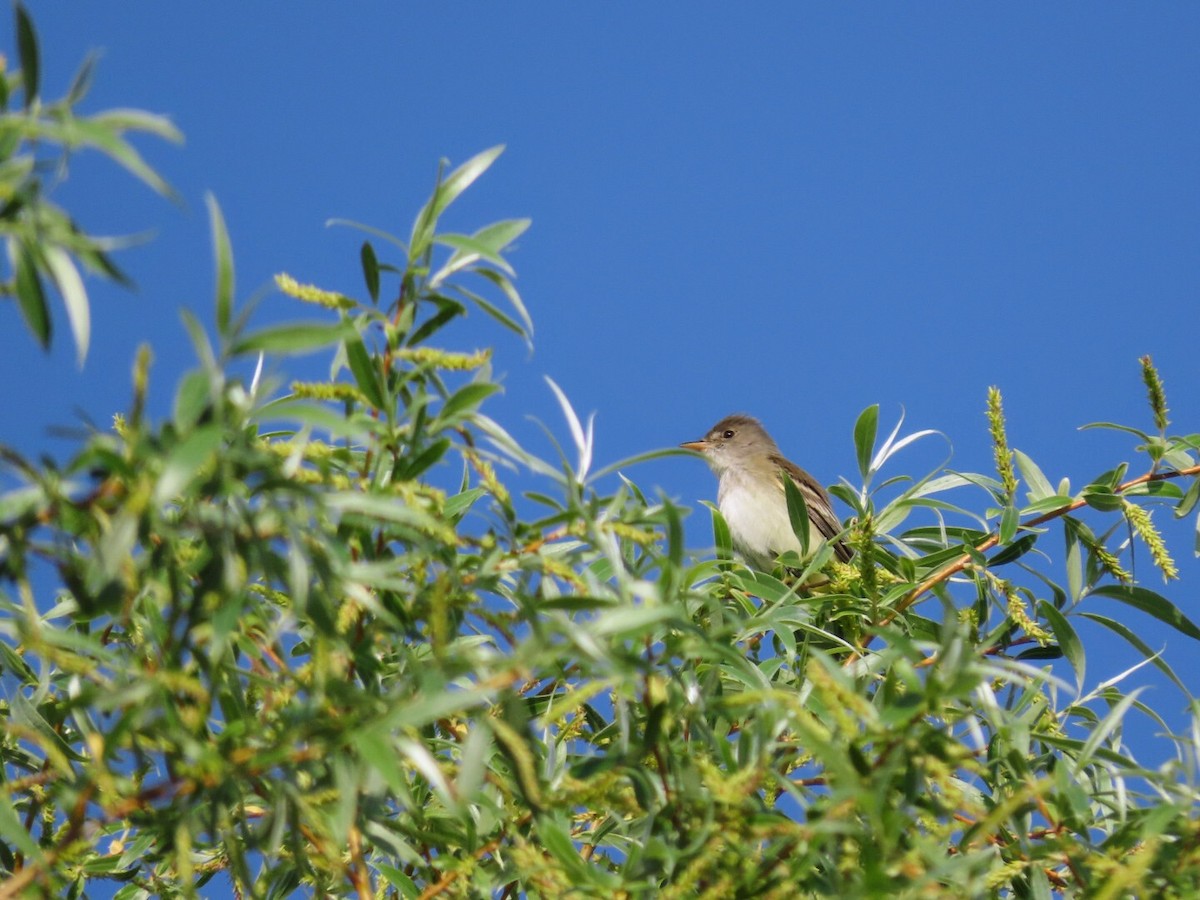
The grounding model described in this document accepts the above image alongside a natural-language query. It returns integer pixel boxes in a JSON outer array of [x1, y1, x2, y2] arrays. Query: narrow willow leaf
[[12, 240, 50, 348], [853, 405, 878, 479], [89, 108, 184, 143], [987, 533, 1036, 567], [355, 731, 408, 795], [1013, 449, 1053, 501], [0, 790, 38, 858], [360, 241, 380, 303], [781, 471, 811, 557], [444, 487, 487, 519], [68, 117, 178, 200], [471, 217, 531, 253], [1079, 421, 1151, 441], [405, 296, 465, 347], [432, 233, 515, 277], [326, 218, 409, 253], [1038, 600, 1084, 692], [1079, 612, 1192, 698], [42, 246, 89, 366], [206, 194, 234, 334], [376, 865, 419, 899], [664, 499, 684, 567], [703, 501, 734, 562], [1082, 488, 1123, 513], [440, 382, 500, 423], [410, 146, 505, 258], [476, 268, 535, 340], [15, 2, 39, 106], [395, 439, 450, 481], [1065, 521, 1083, 604], [592, 605, 678, 638], [232, 321, 352, 355], [173, 369, 212, 432], [1175, 477, 1200, 519], [457, 286, 525, 337], [545, 377, 592, 481], [343, 330, 385, 411], [1089, 584, 1200, 641], [999, 502, 1019, 544], [154, 425, 222, 504], [1075, 688, 1143, 773], [430, 145, 504, 223], [66, 54, 97, 104]]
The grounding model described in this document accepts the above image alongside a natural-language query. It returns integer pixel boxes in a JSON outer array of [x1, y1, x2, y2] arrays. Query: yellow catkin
[[987, 386, 1017, 499], [1122, 500, 1178, 581], [393, 347, 492, 370], [274, 273, 355, 310]]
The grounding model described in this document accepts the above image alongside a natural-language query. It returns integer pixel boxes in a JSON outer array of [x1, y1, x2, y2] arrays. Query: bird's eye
[[722, 430, 735, 439]]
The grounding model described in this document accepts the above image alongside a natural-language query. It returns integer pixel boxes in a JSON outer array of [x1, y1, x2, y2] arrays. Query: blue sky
[[5, 6, 1200, 761]]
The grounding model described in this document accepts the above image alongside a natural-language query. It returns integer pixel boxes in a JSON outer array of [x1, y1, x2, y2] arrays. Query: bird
[[681, 414, 852, 572]]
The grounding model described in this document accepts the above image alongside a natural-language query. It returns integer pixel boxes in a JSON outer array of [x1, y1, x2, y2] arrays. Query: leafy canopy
[[2, 9, 1200, 898]]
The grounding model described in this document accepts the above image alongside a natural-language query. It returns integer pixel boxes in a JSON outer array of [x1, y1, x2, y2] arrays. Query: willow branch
[[883, 463, 1200, 629]]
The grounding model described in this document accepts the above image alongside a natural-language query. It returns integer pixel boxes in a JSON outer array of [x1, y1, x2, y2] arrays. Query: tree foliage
[[3, 11, 1200, 899]]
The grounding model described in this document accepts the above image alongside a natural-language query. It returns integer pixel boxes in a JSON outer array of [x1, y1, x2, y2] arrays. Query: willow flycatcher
[[681, 414, 852, 571]]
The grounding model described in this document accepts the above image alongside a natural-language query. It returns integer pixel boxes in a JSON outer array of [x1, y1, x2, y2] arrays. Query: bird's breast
[[717, 471, 805, 567]]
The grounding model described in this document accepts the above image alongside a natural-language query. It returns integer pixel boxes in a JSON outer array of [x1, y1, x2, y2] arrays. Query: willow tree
[[3, 8, 1199, 898]]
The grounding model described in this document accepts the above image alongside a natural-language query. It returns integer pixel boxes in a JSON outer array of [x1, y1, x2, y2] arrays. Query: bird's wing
[[771, 454, 854, 562]]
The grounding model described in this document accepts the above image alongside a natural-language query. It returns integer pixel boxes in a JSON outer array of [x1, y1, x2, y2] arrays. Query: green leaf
[[853, 404, 879, 479], [360, 241, 380, 303], [998, 502, 1019, 544], [66, 116, 178, 200], [988, 533, 1036, 567], [444, 487, 487, 519], [476, 268, 535, 341], [325, 218, 409, 253], [15, 3, 39, 106], [1175, 477, 1200, 519], [411, 145, 505, 258], [397, 438, 451, 481], [206, 194, 234, 334], [704, 501, 734, 562], [232, 321, 352, 355], [591, 604, 679, 638], [1089, 584, 1200, 641], [1013, 449, 1053, 501], [154, 425, 222, 504], [66, 53, 97, 104], [1079, 421, 1151, 441], [439, 382, 500, 423], [12, 239, 50, 348], [1075, 688, 1143, 773], [1038, 600, 1084, 691], [173, 369, 213, 432], [781, 470, 811, 557], [455, 284, 525, 338], [1081, 487, 1123, 513], [0, 789, 38, 859], [429, 145, 504, 225], [1064, 520, 1083, 603], [432, 233, 515, 277], [1079, 612, 1193, 698], [343, 330, 386, 411], [42, 246, 89, 366], [472, 217, 531, 254], [89, 108, 184, 143], [377, 865, 419, 899]]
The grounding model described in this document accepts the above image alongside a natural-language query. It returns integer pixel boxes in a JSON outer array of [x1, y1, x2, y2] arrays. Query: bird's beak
[[680, 440, 709, 452]]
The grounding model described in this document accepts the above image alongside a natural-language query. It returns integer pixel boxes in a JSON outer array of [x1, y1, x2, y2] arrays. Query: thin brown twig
[[418, 813, 532, 900], [847, 463, 1200, 663]]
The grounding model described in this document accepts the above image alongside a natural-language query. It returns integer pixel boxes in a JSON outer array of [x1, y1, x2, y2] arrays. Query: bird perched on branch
[[682, 414, 852, 572]]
